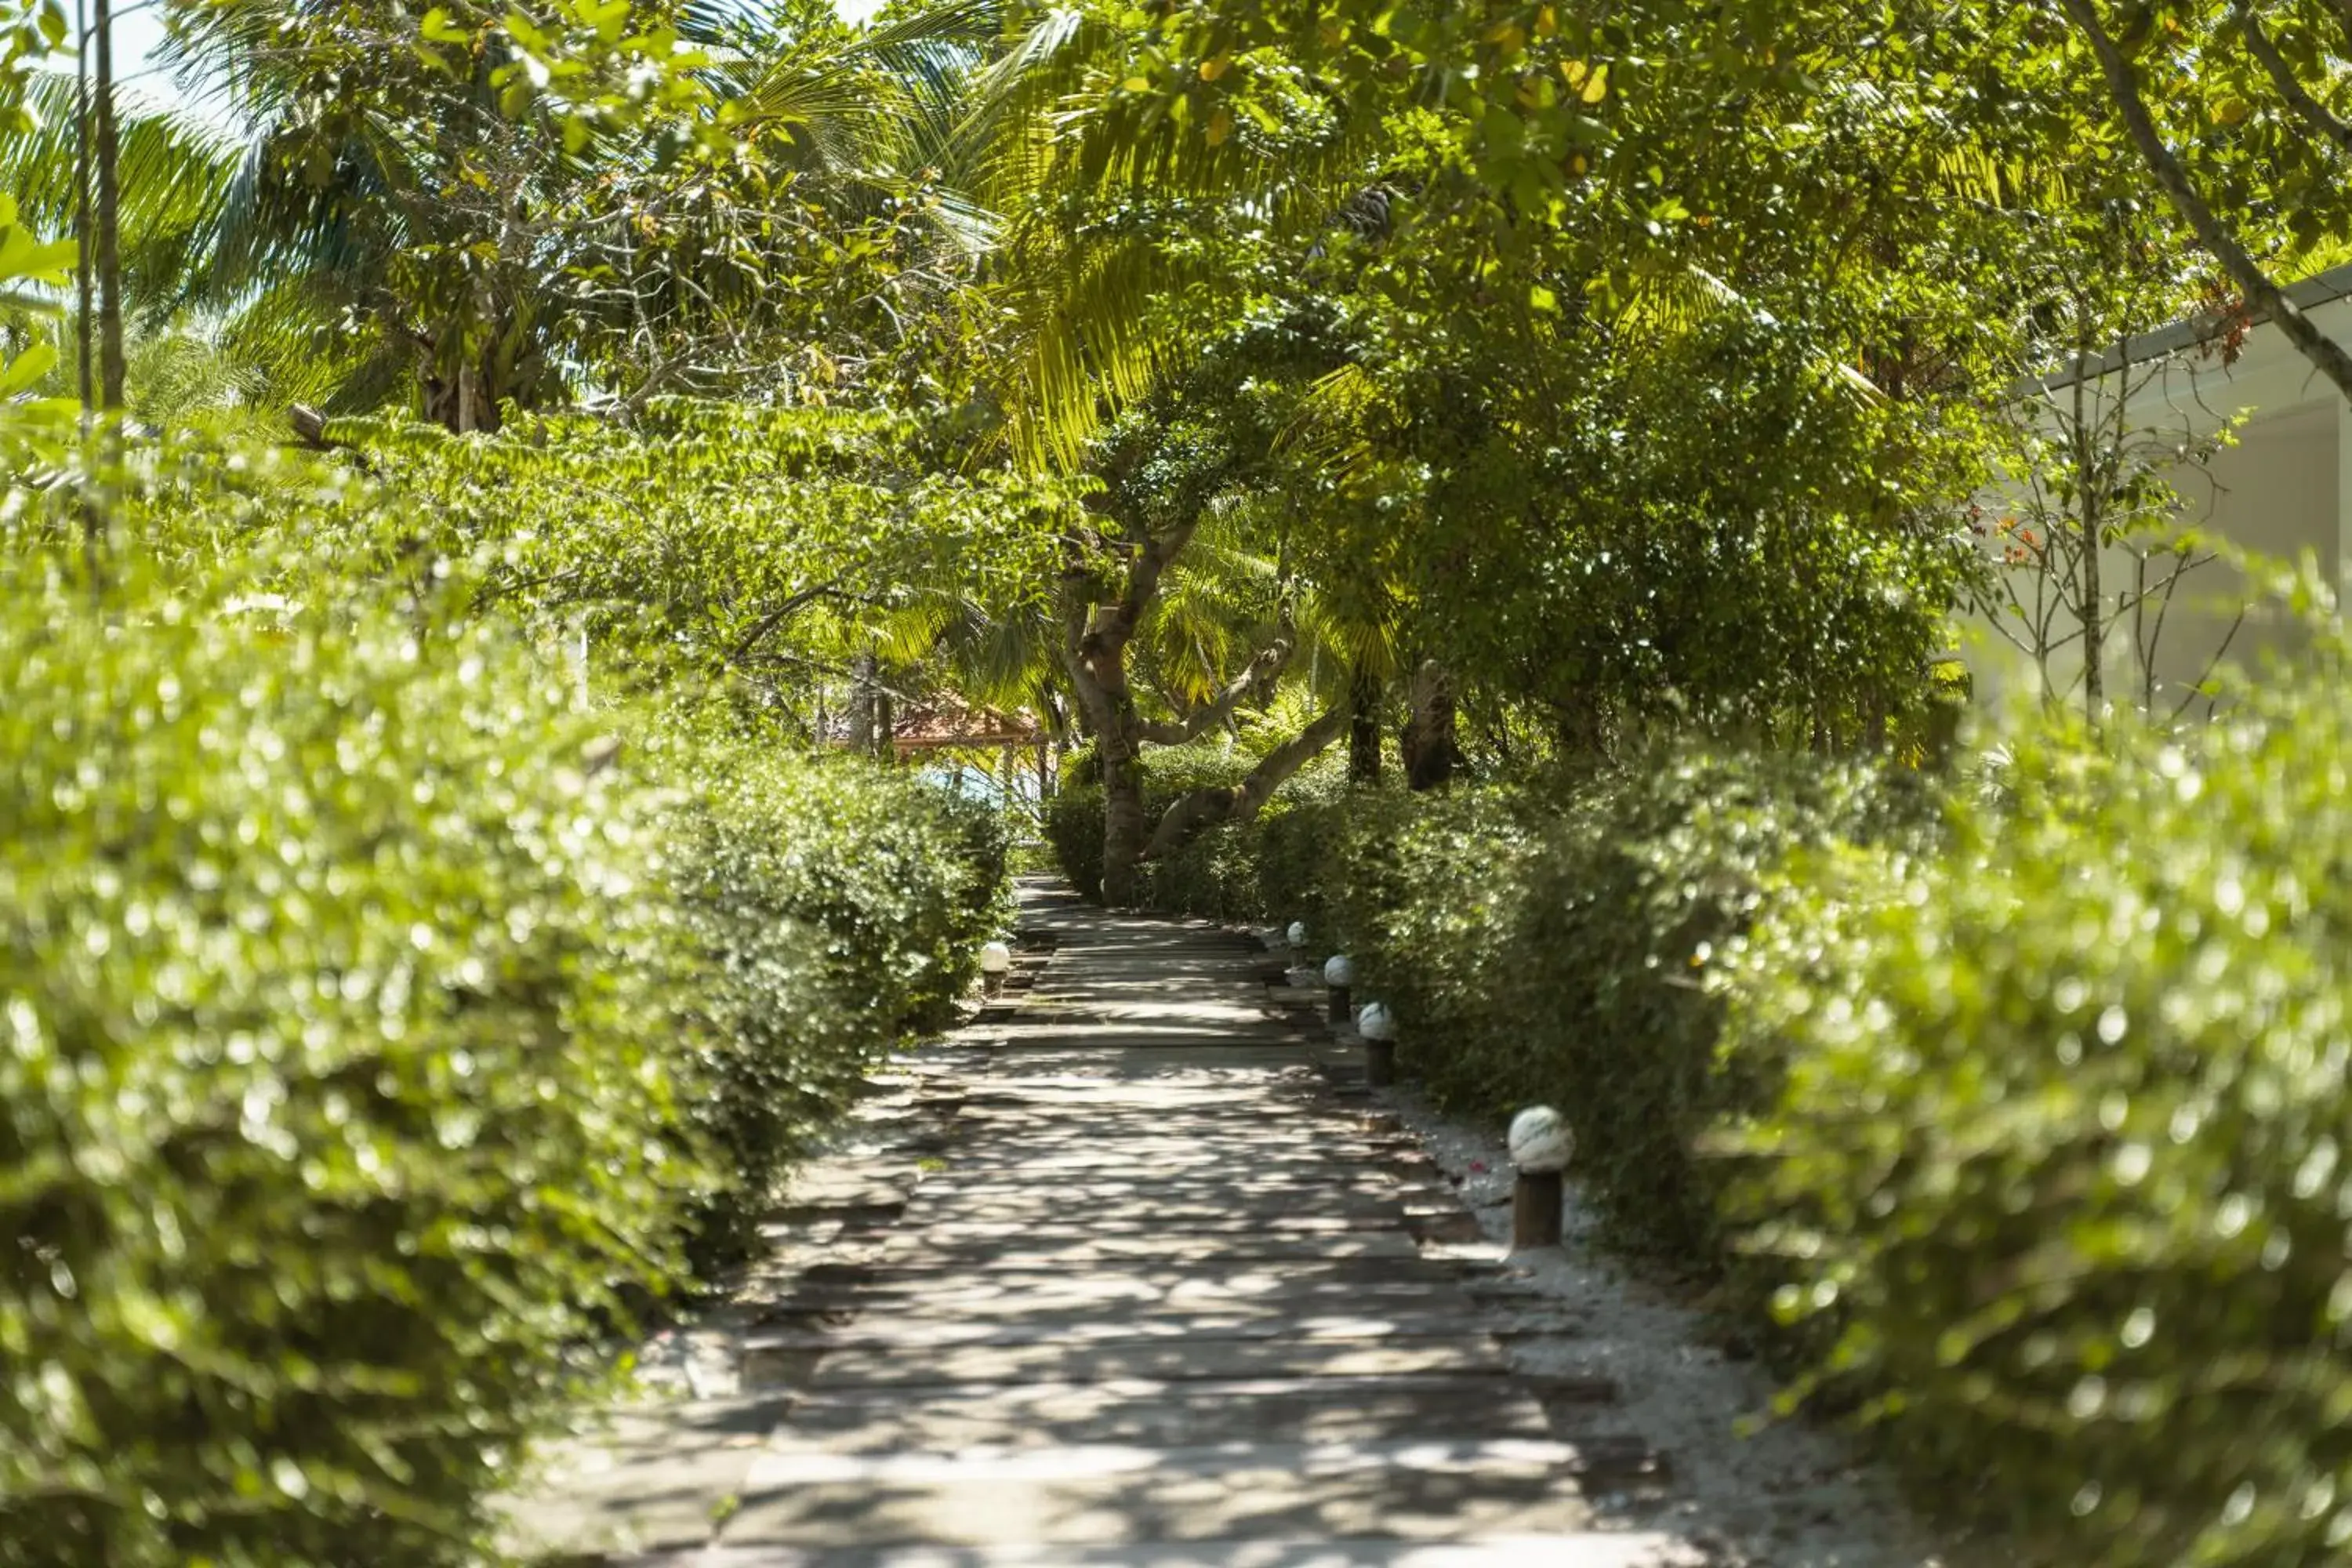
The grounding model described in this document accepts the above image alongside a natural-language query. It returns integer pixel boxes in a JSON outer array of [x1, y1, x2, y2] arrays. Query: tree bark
[[1056, 522, 1196, 908], [2074, 330, 2104, 722], [1098, 715, 1148, 906], [1554, 683, 1606, 761], [1399, 659, 1458, 789], [1142, 699, 1352, 862], [1348, 660, 1383, 783], [2236, 2, 2352, 154], [847, 651, 880, 756], [1138, 635, 1294, 743], [93, 0, 122, 410], [72, 0, 93, 414]]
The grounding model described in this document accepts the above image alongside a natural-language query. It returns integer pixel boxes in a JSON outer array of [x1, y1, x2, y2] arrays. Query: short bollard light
[[1287, 920, 1309, 950], [1358, 1000, 1396, 1087], [1508, 1105, 1573, 1251], [1323, 953, 1356, 1024], [978, 940, 1014, 996]]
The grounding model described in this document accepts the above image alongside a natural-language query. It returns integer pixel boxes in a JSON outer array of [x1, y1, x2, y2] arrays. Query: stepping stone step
[[896, 1198, 1418, 1225], [792, 1256, 1456, 1290], [761, 1276, 1473, 1319], [855, 1232, 1428, 1267], [775, 1374, 1559, 1448], [715, 1437, 1663, 1548], [738, 1308, 1501, 1358], [617, 1534, 1706, 1566], [785, 1335, 1517, 1391]]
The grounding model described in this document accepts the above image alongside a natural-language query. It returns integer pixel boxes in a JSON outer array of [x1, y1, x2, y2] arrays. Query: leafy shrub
[[1128, 748, 1264, 920], [1343, 750, 1921, 1260], [661, 744, 1011, 1260], [0, 555, 700, 1568], [1726, 684, 2352, 1565], [921, 782, 1018, 974], [0, 511, 1014, 1563], [1249, 770, 1367, 956], [1044, 772, 1107, 902]]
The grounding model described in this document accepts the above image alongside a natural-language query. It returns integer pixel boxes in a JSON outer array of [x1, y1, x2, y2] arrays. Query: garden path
[[506, 879, 1708, 1566]]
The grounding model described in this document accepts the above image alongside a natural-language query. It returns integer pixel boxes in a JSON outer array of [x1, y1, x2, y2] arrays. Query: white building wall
[[1962, 291, 2352, 716]]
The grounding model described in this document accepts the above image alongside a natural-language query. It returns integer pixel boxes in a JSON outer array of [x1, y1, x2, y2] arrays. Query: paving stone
[[738, 1307, 1501, 1358], [507, 883, 1681, 1566], [718, 1439, 1616, 1548], [619, 1537, 1706, 1566], [773, 1374, 1557, 1449], [794, 1335, 1516, 1391]]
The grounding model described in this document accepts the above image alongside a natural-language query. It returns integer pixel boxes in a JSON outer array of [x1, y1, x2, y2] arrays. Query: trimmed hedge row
[[1070, 687, 2352, 1565], [662, 732, 1009, 1261], [1719, 684, 2352, 1564], [0, 554, 1005, 1566]]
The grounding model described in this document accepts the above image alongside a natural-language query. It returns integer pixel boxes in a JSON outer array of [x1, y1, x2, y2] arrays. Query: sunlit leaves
[[1723, 642, 2352, 1563]]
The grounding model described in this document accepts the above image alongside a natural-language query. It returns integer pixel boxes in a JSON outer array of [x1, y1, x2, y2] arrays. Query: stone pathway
[[506, 880, 1708, 1566]]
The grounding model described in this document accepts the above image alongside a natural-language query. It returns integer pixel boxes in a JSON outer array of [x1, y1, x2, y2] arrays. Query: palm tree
[[1, 0, 1009, 426]]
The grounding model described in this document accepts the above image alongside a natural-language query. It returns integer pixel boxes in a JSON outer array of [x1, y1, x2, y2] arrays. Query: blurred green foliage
[[0, 547, 696, 1565], [0, 505, 1008, 1561], [1723, 652, 2352, 1562], [651, 724, 1013, 1267]]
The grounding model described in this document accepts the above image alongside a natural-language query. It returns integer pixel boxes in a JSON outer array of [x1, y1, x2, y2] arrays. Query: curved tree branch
[[1140, 697, 1350, 862], [2055, 0, 2352, 402], [2235, 2, 2352, 154], [1138, 636, 1295, 744]]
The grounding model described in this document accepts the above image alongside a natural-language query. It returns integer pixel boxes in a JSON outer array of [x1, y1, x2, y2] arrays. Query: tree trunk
[[1098, 714, 1148, 907], [1143, 699, 1352, 862], [848, 651, 880, 755], [1399, 659, 1459, 790], [1348, 660, 1383, 784], [1055, 525, 1196, 909], [72, 0, 93, 414], [1554, 684, 1606, 763], [93, 0, 122, 410], [2073, 333, 2103, 724], [423, 343, 503, 434]]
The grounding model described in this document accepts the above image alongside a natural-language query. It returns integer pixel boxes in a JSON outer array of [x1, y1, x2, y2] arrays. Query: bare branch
[[2170, 607, 2248, 722]]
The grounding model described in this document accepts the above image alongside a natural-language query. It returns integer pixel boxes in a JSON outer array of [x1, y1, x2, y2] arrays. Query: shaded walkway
[[509, 880, 1701, 1566]]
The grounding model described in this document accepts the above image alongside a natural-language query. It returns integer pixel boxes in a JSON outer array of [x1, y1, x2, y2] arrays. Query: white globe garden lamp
[[1322, 953, 1356, 1023], [978, 939, 1014, 996], [1357, 1000, 1397, 1087]]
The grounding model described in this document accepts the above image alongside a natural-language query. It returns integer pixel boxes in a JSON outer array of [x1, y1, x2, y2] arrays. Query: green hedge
[[1154, 686, 2352, 1565], [0, 553, 1008, 1566], [664, 742, 1011, 1261], [1331, 752, 1922, 1260], [0, 558, 699, 1567], [1722, 684, 2352, 1564]]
